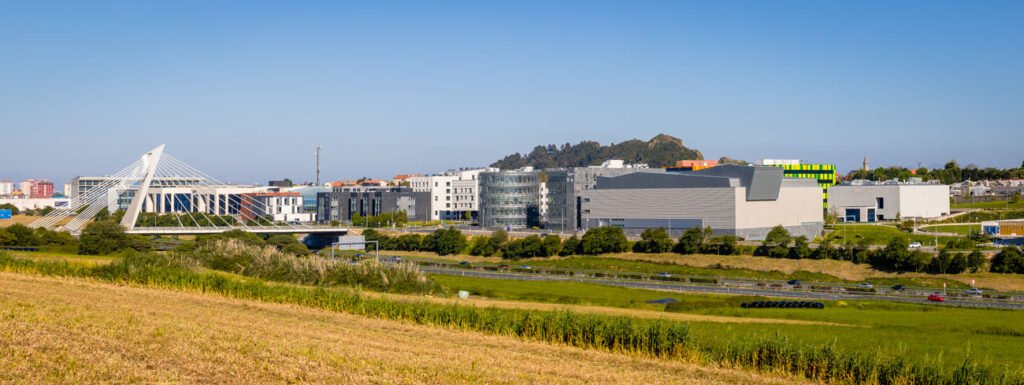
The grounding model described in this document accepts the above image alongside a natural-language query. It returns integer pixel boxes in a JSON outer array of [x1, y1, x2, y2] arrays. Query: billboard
[[336, 235, 367, 250], [0, 209, 11, 219]]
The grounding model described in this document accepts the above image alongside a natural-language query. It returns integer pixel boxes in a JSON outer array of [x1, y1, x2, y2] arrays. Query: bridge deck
[[125, 226, 349, 235]]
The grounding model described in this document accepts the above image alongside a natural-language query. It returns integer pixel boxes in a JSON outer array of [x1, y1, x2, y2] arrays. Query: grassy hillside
[[0, 273, 799, 385]]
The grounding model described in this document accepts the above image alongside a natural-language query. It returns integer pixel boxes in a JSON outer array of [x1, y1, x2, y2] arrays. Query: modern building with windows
[[316, 186, 429, 224], [410, 167, 496, 221], [545, 160, 664, 232], [828, 180, 950, 222], [478, 168, 543, 229], [579, 165, 824, 240], [756, 159, 836, 209]]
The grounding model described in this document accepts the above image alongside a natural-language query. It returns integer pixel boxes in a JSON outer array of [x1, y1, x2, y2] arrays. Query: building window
[[876, 197, 884, 209]]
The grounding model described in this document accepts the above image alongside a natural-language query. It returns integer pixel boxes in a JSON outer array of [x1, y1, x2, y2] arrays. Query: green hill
[[491, 134, 703, 169]]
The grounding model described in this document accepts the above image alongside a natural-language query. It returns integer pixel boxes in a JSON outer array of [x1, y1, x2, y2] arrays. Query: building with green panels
[[757, 160, 836, 209]]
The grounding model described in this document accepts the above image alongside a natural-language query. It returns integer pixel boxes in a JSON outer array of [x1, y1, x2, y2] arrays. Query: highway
[[420, 266, 1024, 311]]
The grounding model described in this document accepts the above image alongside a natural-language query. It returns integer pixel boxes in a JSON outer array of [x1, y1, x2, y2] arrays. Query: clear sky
[[1, 1, 1022, 185]]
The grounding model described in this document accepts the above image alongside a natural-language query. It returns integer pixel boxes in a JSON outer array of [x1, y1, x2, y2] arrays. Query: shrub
[[79, 221, 150, 255], [990, 247, 1024, 274], [581, 227, 628, 255], [634, 228, 673, 253], [430, 228, 466, 256], [757, 225, 791, 258], [559, 235, 580, 256], [5, 224, 39, 246], [674, 227, 711, 255]]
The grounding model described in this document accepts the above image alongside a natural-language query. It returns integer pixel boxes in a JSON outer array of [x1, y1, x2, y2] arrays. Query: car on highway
[[498, 264, 510, 270], [787, 279, 801, 285], [891, 284, 906, 292], [857, 282, 874, 289], [458, 261, 471, 267], [928, 293, 945, 302], [965, 288, 983, 296], [908, 242, 923, 249], [518, 265, 532, 270], [657, 272, 672, 278]]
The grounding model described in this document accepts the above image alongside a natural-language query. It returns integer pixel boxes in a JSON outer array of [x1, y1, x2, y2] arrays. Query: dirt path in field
[[0, 272, 810, 385]]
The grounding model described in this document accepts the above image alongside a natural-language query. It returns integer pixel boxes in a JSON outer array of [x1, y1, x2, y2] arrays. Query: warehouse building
[[828, 180, 950, 222], [316, 186, 430, 224], [579, 165, 824, 240]]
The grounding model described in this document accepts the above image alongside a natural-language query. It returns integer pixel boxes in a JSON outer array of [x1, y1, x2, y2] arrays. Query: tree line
[[845, 160, 1024, 184]]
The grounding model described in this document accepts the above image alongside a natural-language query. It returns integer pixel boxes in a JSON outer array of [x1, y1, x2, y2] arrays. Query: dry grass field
[[0, 215, 72, 228], [0, 272, 806, 385]]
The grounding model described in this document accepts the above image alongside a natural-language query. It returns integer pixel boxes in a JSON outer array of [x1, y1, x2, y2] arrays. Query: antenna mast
[[315, 145, 322, 185]]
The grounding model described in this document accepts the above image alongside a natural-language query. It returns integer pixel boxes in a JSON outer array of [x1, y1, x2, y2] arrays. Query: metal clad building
[[579, 165, 824, 240], [828, 182, 950, 222]]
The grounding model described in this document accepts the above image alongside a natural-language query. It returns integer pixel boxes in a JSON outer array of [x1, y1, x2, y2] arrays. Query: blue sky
[[1, 1, 1021, 185]]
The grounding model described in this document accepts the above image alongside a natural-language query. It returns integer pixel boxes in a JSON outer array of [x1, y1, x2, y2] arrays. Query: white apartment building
[[0, 180, 13, 197]]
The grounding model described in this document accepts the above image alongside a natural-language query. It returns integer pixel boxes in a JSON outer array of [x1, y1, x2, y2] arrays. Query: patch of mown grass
[[829, 224, 960, 246], [435, 274, 701, 310], [4, 251, 1024, 385]]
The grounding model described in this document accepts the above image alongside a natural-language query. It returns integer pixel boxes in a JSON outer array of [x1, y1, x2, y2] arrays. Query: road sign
[[0, 209, 11, 219]]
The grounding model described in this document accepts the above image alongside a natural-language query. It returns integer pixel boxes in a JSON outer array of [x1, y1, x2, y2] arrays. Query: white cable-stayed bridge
[[29, 145, 347, 239]]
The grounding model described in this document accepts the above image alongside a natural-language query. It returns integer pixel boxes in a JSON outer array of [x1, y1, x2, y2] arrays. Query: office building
[[545, 160, 664, 232], [579, 165, 824, 240], [828, 180, 950, 222], [316, 186, 430, 223], [410, 168, 496, 221], [478, 168, 543, 229]]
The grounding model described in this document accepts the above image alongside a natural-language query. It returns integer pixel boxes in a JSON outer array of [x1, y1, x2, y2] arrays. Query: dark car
[[787, 279, 801, 285], [458, 261, 471, 267], [891, 285, 906, 292]]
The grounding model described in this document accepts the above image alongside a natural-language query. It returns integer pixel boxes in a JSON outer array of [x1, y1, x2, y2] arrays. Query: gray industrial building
[[545, 162, 665, 232], [579, 165, 824, 240], [316, 187, 430, 223]]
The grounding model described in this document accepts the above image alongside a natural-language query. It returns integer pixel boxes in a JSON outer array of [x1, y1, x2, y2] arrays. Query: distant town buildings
[[20, 179, 54, 198], [0, 180, 13, 197]]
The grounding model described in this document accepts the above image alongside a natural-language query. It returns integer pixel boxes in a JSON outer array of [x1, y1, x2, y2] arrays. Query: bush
[[541, 234, 563, 257], [756, 225, 791, 258], [705, 235, 738, 255], [559, 235, 580, 256], [503, 235, 544, 259], [990, 247, 1024, 274], [5, 224, 39, 246], [79, 221, 150, 255], [674, 227, 711, 255], [430, 228, 466, 256], [634, 228, 674, 253], [581, 227, 628, 255]]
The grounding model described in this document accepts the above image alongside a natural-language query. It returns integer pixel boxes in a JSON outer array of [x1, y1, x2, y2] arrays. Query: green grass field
[[523, 256, 841, 281], [919, 224, 982, 236], [435, 274, 1024, 367], [952, 200, 1024, 209], [826, 224, 960, 245]]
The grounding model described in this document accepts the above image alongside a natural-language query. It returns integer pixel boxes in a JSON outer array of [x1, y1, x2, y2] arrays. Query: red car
[[927, 294, 945, 302]]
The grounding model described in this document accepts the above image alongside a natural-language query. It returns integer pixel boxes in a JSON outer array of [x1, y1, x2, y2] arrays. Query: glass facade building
[[478, 170, 542, 229]]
